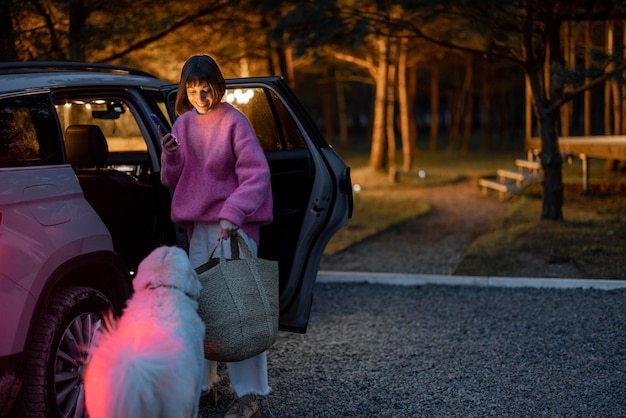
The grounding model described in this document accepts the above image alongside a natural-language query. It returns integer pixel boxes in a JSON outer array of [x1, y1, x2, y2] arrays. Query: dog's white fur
[[84, 246, 205, 418]]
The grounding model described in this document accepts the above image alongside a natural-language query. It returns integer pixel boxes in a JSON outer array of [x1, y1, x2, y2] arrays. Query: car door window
[[0, 94, 63, 167], [225, 88, 307, 151], [54, 96, 152, 180]]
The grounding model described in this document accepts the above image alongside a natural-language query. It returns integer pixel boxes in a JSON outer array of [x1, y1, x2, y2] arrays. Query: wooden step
[[515, 159, 541, 172], [479, 178, 511, 192], [478, 178, 520, 200], [497, 169, 541, 185]]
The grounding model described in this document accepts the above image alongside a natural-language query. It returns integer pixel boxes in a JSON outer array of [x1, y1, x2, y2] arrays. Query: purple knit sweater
[[160, 103, 273, 243]]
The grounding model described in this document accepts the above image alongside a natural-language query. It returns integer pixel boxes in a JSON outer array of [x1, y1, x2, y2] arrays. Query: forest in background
[[3, 0, 626, 220], [0, 1, 529, 157]]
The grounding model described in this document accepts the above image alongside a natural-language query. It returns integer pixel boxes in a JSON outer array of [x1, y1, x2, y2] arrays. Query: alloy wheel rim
[[54, 312, 102, 418]]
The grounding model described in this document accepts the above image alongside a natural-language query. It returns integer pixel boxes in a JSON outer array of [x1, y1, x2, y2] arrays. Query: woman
[[160, 54, 272, 418]]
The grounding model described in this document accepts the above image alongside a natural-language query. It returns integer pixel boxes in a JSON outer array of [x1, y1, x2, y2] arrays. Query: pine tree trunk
[[369, 37, 389, 171], [386, 46, 398, 181], [539, 111, 564, 220], [460, 56, 474, 153], [0, 1, 17, 61], [397, 37, 414, 172], [407, 66, 418, 156], [429, 62, 440, 152], [335, 75, 349, 150], [481, 66, 493, 152], [69, 0, 87, 61], [323, 85, 335, 145], [449, 61, 473, 152], [447, 67, 463, 151]]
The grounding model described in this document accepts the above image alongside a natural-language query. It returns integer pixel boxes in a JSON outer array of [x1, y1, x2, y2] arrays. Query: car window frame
[[0, 91, 64, 168]]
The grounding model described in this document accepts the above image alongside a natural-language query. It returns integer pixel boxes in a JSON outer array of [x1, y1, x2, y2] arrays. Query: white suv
[[0, 62, 352, 418]]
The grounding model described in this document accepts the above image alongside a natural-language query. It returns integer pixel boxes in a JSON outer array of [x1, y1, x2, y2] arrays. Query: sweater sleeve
[[217, 115, 272, 227], [160, 124, 185, 189]]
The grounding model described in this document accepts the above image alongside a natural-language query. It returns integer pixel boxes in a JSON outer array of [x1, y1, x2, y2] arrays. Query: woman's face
[[186, 81, 213, 114]]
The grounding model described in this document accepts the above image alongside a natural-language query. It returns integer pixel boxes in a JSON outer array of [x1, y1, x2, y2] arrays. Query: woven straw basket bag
[[195, 232, 279, 362]]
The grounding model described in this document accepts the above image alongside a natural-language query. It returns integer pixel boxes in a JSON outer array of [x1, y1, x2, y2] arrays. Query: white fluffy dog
[[84, 246, 205, 418]]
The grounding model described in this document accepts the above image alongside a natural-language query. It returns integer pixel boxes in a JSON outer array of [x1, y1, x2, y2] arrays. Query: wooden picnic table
[[525, 135, 626, 191]]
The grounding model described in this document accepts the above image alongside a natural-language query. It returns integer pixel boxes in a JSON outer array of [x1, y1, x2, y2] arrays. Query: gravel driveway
[[200, 283, 626, 417], [199, 179, 625, 417]]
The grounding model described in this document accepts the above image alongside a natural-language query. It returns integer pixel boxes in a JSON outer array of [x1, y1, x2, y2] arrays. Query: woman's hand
[[218, 220, 240, 241], [160, 131, 180, 152]]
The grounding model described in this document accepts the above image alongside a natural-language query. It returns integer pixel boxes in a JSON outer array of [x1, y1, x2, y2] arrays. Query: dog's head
[[132, 246, 201, 299]]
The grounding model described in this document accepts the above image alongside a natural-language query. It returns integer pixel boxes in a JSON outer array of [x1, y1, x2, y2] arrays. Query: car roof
[[0, 62, 169, 94]]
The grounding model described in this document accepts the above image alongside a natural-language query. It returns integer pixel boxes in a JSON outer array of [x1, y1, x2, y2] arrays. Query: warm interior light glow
[[226, 89, 254, 105]]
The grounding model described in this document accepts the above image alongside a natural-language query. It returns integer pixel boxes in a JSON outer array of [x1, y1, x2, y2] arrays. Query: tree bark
[[497, 94, 508, 149], [584, 20, 592, 136], [539, 110, 563, 220], [461, 56, 474, 153], [279, 45, 296, 91], [0, 1, 17, 61], [481, 66, 493, 151], [386, 41, 398, 181], [69, 0, 87, 61], [449, 59, 472, 152], [369, 37, 389, 171], [429, 62, 440, 152], [407, 66, 418, 156], [323, 84, 335, 145], [606, 19, 623, 171], [262, 15, 276, 75], [397, 36, 413, 171], [527, 10, 564, 221], [335, 73, 349, 150]]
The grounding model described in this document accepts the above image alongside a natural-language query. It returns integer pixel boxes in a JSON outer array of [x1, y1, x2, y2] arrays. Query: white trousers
[[188, 222, 271, 397]]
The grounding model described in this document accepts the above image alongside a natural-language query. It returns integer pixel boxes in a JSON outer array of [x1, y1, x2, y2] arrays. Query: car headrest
[[65, 124, 109, 166]]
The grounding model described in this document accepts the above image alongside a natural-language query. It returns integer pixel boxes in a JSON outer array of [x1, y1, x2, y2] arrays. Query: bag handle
[[195, 231, 253, 274], [208, 231, 253, 260]]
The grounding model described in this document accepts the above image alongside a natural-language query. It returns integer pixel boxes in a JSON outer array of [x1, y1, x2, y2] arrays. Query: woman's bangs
[[185, 75, 205, 87]]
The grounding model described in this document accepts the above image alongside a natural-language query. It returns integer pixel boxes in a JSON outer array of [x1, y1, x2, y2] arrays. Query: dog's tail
[[85, 325, 183, 418]]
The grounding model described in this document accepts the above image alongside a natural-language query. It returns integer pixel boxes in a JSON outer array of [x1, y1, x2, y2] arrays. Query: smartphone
[[151, 113, 179, 147], [150, 113, 170, 134]]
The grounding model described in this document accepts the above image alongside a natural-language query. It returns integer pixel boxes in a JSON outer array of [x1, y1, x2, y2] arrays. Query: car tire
[[15, 286, 112, 418]]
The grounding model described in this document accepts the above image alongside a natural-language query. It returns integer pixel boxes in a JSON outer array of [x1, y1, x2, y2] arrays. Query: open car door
[[161, 76, 352, 333]]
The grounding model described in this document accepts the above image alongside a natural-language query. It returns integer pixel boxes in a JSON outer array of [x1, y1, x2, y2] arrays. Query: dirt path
[[319, 179, 513, 274]]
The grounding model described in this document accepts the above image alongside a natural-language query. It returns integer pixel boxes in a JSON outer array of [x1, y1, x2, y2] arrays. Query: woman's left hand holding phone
[[152, 113, 179, 151], [161, 132, 180, 152]]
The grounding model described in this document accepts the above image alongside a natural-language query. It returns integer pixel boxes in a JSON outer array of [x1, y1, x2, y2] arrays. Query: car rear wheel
[[16, 286, 111, 418]]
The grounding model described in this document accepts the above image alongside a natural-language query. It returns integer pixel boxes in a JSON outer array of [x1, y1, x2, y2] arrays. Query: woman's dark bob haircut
[[175, 54, 226, 116]]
